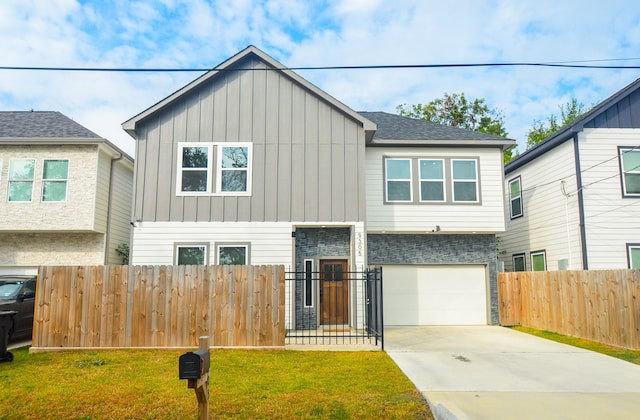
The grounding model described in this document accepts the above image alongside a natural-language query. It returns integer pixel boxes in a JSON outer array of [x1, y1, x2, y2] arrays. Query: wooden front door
[[320, 260, 349, 325]]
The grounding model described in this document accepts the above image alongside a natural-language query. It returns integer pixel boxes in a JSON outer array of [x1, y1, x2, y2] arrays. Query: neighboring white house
[[0, 111, 134, 275], [500, 78, 640, 272], [122, 46, 514, 328]]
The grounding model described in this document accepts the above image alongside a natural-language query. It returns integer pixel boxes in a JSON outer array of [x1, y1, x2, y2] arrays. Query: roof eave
[[0, 137, 133, 161], [367, 138, 516, 150]]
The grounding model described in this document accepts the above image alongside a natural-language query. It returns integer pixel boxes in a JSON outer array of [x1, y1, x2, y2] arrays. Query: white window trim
[[620, 148, 640, 197], [174, 243, 209, 265], [177, 143, 213, 196], [41, 159, 69, 203], [531, 250, 547, 271], [451, 158, 479, 203], [419, 158, 446, 203], [216, 143, 252, 196], [216, 243, 250, 265], [385, 158, 413, 203], [7, 158, 35, 203], [509, 176, 523, 218], [303, 259, 315, 308]]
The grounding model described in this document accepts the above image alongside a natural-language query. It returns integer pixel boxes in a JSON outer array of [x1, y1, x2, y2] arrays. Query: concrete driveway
[[384, 326, 640, 420]]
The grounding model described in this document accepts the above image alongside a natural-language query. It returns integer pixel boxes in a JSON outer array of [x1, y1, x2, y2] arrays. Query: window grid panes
[[180, 146, 210, 193], [385, 158, 412, 202], [42, 160, 69, 202], [509, 177, 522, 218], [621, 149, 640, 196], [452, 159, 478, 202], [419, 159, 445, 202], [219, 146, 249, 193], [8, 159, 35, 202], [218, 245, 248, 265]]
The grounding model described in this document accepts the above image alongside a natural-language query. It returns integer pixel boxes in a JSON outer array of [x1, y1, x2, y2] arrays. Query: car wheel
[[3, 351, 13, 362]]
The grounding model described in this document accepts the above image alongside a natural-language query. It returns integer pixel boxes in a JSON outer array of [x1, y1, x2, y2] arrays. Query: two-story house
[[500, 78, 640, 272], [122, 46, 514, 328], [0, 111, 134, 275]]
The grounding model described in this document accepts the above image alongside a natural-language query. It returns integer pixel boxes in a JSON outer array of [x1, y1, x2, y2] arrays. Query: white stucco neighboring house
[[0, 111, 134, 275]]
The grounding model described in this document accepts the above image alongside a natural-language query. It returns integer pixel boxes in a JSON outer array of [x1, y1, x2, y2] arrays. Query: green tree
[[397, 92, 517, 163], [526, 98, 588, 149]]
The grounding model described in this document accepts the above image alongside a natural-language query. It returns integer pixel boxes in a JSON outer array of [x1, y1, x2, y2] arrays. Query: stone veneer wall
[[0, 232, 105, 267], [293, 227, 351, 329], [367, 233, 499, 325]]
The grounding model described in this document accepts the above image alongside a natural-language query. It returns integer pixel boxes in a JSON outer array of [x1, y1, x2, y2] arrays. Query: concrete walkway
[[384, 326, 640, 420]]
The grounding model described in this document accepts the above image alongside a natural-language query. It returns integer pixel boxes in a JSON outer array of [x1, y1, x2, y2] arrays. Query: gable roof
[[122, 45, 376, 139], [506, 77, 640, 173], [359, 111, 516, 150], [0, 111, 101, 138]]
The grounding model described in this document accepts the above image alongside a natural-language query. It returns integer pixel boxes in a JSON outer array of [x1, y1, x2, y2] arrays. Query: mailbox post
[[179, 336, 210, 420]]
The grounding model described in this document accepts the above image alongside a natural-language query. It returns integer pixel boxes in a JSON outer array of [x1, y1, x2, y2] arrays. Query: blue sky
[[1, 0, 639, 156]]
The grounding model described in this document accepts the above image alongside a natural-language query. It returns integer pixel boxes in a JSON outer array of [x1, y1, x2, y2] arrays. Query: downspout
[[573, 135, 589, 269], [104, 152, 124, 265]]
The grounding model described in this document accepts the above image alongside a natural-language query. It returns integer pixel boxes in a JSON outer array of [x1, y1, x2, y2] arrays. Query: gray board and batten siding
[[129, 53, 369, 224]]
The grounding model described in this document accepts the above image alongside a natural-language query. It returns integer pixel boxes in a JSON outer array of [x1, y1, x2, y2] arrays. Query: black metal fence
[[285, 267, 383, 349]]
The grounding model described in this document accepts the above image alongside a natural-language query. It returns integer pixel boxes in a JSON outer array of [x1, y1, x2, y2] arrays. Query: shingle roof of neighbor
[[359, 111, 511, 141], [0, 111, 101, 138]]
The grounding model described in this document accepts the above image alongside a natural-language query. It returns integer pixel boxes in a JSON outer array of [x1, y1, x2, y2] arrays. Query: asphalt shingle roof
[[359, 111, 511, 142], [0, 111, 101, 138]]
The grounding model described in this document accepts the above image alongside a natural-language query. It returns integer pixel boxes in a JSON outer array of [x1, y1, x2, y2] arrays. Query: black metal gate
[[285, 267, 383, 349]]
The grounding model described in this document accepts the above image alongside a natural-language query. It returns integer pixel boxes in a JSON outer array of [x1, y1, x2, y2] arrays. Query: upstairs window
[[177, 143, 251, 196], [384, 156, 480, 204], [452, 159, 478, 202], [509, 177, 523, 218], [8, 159, 35, 202], [179, 145, 212, 193], [218, 146, 249, 193], [42, 160, 69, 202], [385, 158, 412, 202], [419, 159, 445, 202], [620, 148, 640, 197]]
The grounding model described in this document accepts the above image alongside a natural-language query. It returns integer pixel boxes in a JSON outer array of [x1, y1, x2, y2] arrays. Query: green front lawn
[[0, 347, 433, 419], [512, 326, 640, 365]]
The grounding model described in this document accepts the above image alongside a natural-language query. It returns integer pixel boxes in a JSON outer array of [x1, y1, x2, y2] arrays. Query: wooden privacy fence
[[32, 265, 285, 350], [498, 270, 640, 350]]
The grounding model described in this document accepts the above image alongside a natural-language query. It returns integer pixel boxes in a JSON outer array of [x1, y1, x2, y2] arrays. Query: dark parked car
[[0, 275, 37, 342]]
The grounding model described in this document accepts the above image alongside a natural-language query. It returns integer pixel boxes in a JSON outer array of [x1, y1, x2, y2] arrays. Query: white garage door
[[383, 265, 488, 326]]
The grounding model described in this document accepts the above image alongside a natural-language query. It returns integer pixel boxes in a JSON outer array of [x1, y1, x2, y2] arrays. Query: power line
[[2, 61, 640, 73]]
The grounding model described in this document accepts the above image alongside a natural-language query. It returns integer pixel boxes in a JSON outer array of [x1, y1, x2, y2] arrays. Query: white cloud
[[0, 0, 639, 157]]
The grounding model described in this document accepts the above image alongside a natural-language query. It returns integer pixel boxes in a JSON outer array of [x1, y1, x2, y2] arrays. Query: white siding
[[131, 221, 296, 267], [500, 140, 582, 271], [366, 147, 506, 233], [579, 128, 640, 269]]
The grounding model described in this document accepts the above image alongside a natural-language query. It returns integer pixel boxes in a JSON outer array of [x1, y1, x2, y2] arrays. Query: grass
[[0, 347, 433, 419], [512, 326, 640, 365]]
